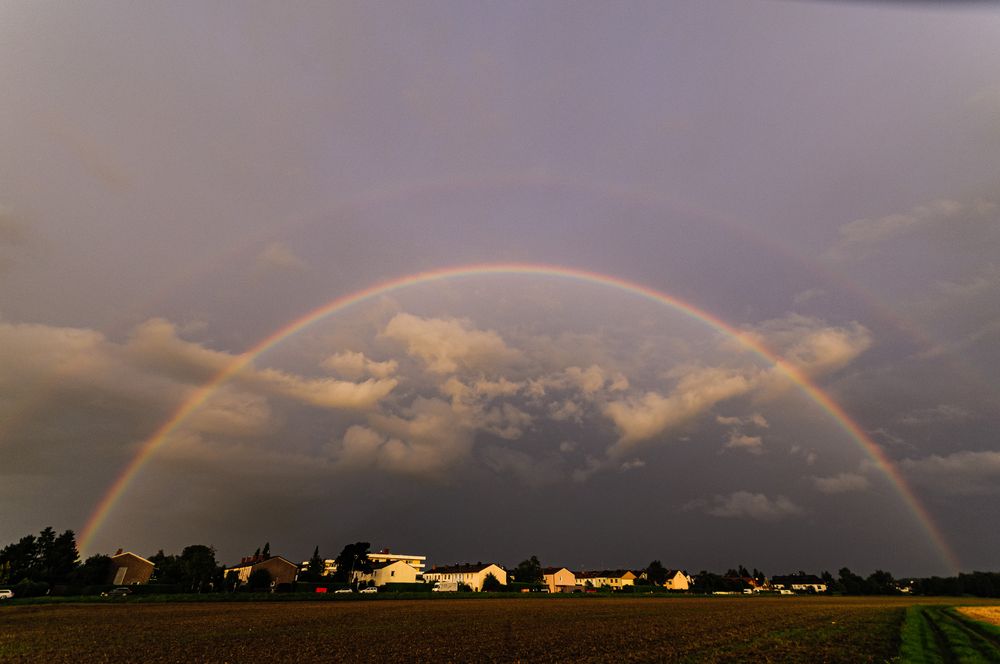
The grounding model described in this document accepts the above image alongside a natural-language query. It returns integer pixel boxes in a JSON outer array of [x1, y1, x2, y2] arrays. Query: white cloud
[[603, 366, 756, 452], [897, 404, 971, 426], [382, 313, 520, 374], [747, 314, 872, 377], [716, 413, 769, 428], [321, 350, 398, 380], [793, 288, 825, 306], [255, 242, 309, 272], [700, 491, 804, 521], [812, 472, 869, 494], [620, 458, 646, 471], [825, 196, 997, 260], [725, 432, 763, 455], [901, 450, 1000, 495]]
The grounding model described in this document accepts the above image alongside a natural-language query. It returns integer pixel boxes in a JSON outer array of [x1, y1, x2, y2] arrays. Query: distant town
[[2, 527, 998, 600]]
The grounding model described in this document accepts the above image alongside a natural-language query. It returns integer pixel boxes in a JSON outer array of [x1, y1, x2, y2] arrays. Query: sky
[[1, 0, 998, 577]]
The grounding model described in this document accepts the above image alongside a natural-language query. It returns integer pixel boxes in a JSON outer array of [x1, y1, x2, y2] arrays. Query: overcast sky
[[2, 1, 998, 577]]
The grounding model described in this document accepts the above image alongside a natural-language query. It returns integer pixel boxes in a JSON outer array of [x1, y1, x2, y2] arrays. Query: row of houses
[[104, 546, 694, 593]]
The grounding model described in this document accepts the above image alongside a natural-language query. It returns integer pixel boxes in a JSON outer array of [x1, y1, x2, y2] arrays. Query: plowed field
[[0, 596, 966, 662]]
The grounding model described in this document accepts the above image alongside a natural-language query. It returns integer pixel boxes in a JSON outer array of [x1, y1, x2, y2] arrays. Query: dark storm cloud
[[1, 1, 998, 575]]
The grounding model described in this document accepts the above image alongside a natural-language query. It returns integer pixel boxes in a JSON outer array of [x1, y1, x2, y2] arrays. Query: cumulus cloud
[[901, 450, 1000, 495], [382, 313, 520, 374], [825, 198, 995, 259], [793, 288, 825, 306], [716, 413, 769, 428], [897, 404, 971, 426], [321, 350, 398, 380], [693, 491, 804, 521], [812, 472, 870, 494], [255, 242, 309, 272], [126, 318, 397, 409], [347, 397, 475, 476], [725, 432, 764, 455], [747, 314, 873, 376], [603, 366, 757, 452]]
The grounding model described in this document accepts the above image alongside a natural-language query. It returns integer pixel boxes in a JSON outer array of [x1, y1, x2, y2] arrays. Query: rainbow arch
[[78, 263, 960, 572]]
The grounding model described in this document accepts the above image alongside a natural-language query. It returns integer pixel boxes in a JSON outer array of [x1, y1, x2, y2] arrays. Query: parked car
[[0, 589, 14, 600], [333, 588, 353, 594], [101, 587, 131, 598], [359, 587, 377, 594]]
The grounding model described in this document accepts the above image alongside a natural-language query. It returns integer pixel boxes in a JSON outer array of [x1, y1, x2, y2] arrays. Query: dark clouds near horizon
[[1, 0, 999, 577]]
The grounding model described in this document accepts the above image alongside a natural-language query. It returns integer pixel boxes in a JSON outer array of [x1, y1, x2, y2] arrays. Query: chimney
[[115, 548, 123, 556]]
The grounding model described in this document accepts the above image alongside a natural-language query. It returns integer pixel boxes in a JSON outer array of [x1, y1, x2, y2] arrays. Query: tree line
[[4, 528, 1000, 598]]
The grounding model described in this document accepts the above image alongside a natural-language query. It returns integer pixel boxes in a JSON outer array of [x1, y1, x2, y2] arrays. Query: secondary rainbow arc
[[78, 263, 960, 572]]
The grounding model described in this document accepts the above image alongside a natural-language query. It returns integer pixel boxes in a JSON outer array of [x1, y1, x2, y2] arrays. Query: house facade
[[771, 574, 827, 593], [108, 550, 154, 585], [304, 548, 426, 577], [365, 560, 420, 586], [664, 570, 692, 591], [226, 555, 299, 587], [542, 567, 577, 593], [423, 563, 507, 591], [575, 570, 636, 589]]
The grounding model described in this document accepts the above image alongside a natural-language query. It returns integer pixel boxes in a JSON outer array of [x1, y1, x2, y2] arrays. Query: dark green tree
[[148, 550, 184, 585], [513, 555, 543, 585], [0, 534, 37, 584], [866, 570, 897, 595], [180, 545, 218, 592], [72, 554, 113, 586], [261, 542, 270, 560], [248, 568, 271, 591], [332, 542, 371, 583], [481, 572, 503, 592], [301, 546, 324, 582], [48, 530, 79, 585], [838, 567, 867, 595], [646, 560, 668, 586]]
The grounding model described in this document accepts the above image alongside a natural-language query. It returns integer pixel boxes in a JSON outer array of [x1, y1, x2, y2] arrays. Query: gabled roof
[[425, 563, 502, 575], [541, 567, 572, 575], [226, 555, 298, 571], [111, 551, 154, 567], [575, 569, 636, 579]]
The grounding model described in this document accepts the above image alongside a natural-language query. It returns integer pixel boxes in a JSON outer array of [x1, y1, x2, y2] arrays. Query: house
[[361, 560, 421, 587], [368, 549, 426, 573], [423, 563, 507, 591], [226, 555, 299, 587], [108, 550, 154, 585], [771, 574, 827, 593], [664, 569, 692, 591], [542, 567, 577, 593], [575, 570, 636, 589], [301, 548, 426, 577]]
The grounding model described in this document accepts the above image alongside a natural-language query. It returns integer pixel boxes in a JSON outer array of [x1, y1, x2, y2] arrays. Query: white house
[[664, 570, 692, 591], [423, 563, 507, 591], [575, 570, 636, 589], [542, 567, 577, 593], [365, 560, 420, 587]]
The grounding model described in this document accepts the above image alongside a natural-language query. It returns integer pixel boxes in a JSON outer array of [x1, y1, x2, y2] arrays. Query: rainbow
[[78, 263, 961, 572]]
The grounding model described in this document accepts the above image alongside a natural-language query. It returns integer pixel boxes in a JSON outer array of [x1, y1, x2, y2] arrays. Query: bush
[[13, 578, 49, 598]]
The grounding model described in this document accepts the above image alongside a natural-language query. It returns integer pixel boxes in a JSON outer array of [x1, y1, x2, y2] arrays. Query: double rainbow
[[78, 263, 960, 572]]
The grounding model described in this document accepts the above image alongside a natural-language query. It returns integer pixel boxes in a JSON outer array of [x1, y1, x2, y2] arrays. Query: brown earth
[[0, 596, 959, 663]]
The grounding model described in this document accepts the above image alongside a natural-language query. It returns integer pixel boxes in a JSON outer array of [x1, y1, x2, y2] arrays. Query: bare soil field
[[0, 596, 979, 663]]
